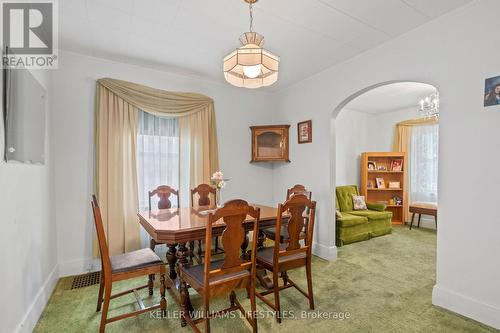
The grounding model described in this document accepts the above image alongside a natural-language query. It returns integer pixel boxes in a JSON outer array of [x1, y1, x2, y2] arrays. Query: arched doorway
[[331, 81, 439, 246]]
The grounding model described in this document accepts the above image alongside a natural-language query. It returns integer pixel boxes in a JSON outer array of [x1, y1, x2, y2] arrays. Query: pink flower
[[212, 171, 224, 181]]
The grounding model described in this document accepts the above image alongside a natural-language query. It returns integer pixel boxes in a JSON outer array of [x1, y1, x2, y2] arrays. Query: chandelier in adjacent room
[[419, 91, 440, 118], [223, 0, 280, 89]]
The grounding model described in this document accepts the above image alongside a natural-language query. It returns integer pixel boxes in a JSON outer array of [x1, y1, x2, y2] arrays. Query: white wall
[[335, 108, 374, 187], [0, 69, 58, 333], [51, 51, 275, 275], [272, 0, 500, 328], [371, 106, 421, 149], [335, 106, 421, 187]]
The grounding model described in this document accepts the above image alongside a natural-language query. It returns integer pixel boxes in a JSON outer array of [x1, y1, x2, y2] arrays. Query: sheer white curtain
[[136, 111, 180, 248], [410, 124, 438, 203]]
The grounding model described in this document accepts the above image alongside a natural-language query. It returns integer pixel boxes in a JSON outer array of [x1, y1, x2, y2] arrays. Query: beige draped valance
[[94, 78, 219, 256], [393, 117, 438, 152], [97, 78, 214, 117]]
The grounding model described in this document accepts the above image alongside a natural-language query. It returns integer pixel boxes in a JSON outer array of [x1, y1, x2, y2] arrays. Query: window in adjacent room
[[409, 124, 438, 203]]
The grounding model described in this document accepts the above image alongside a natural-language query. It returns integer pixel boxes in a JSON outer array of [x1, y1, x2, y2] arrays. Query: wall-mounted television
[[2, 47, 46, 164]]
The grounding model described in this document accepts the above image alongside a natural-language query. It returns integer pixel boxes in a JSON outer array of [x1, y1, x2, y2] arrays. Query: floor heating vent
[[71, 271, 101, 289]]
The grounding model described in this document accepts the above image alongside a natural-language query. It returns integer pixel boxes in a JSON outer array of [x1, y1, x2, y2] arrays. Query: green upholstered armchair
[[335, 185, 392, 246]]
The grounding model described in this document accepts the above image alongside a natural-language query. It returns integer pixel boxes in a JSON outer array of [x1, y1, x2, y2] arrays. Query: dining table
[[137, 204, 280, 326]]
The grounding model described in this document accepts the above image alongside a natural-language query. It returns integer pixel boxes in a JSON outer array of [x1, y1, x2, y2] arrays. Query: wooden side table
[[409, 203, 437, 229]]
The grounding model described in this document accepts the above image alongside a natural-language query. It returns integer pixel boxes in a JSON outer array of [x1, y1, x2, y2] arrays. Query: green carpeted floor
[[34, 226, 498, 333]]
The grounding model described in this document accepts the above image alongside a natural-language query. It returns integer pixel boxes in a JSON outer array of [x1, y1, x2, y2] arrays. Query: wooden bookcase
[[361, 152, 407, 224]]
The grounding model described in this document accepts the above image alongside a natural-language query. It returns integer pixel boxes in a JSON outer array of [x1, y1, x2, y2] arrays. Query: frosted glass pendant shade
[[223, 32, 280, 88], [243, 64, 261, 78]]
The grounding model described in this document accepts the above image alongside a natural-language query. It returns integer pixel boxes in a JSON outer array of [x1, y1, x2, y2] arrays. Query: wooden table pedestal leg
[[255, 229, 274, 290], [166, 243, 178, 281], [257, 229, 266, 250], [180, 280, 189, 327], [176, 242, 194, 326]]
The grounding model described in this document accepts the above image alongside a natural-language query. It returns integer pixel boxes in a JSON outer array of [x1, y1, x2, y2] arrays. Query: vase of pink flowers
[[211, 171, 228, 208]]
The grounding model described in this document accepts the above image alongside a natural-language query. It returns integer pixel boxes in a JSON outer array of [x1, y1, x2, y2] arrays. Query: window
[[136, 111, 180, 211], [409, 124, 438, 203]]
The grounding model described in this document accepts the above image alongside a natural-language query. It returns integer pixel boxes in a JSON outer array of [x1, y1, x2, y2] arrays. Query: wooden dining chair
[[256, 194, 316, 323], [179, 199, 260, 333], [190, 184, 223, 262], [148, 185, 180, 253], [262, 184, 312, 244], [91, 195, 167, 333]]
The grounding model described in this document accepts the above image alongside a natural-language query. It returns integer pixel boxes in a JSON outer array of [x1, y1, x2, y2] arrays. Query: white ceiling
[[59, 0, 472, 90], [345, 82, 437, 113]]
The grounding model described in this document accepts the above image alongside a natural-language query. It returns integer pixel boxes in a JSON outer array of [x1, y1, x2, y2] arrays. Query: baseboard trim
[[15, 264, 59, 333], [432, 285, 500, 329], [58, 257, 101, 277], [312, 242, 337, 261]]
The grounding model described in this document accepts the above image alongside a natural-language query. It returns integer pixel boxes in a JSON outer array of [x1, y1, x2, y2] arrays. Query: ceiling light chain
[[249, 3, 254, 32]]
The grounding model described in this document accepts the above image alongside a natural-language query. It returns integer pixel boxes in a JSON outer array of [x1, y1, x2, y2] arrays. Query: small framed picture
[[484, 75, 500, 107], [388, 181, 400, 189], [377, 165, 387, 171], [297, 120, 312, 144], [367, 161, 376, 170], [367, 180, 375, 188], [375, 178, 385, 189], [390, 159, 403, 171]]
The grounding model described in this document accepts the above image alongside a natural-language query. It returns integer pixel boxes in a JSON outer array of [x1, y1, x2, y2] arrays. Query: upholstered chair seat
[[110, 248, 163, 274]]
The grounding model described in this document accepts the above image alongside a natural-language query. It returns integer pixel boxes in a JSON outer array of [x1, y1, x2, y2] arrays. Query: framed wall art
[[297, 120, 312, 144]]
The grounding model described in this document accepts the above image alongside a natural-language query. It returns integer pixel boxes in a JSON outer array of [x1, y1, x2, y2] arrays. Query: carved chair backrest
[[148, 185, 180, 210], [286, 184, 312, 201], [191, 184, 216, 207], [204, 200, 260, 286], [274, 194, 316, 265]]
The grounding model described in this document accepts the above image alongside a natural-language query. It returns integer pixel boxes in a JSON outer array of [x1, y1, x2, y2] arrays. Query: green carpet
[[34, 226, 498, 332]]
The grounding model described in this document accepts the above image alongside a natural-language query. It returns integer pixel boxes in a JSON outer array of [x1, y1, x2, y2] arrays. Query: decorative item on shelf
[[484, 75, 500, 107], [377, 164, 387, 171], [367, 161, 376, 170], [393, 195, 403, 206], [375, 177, 385, 189], [389, 198, 395, 206], [388, 181, 401, 189], [223, 0, 280, 89], [297, 120, 312, 144], [419, 91, 439, 118], [390, 159, 403, 171], [210, 171, 229, 207], [367, 180, 375, 188]]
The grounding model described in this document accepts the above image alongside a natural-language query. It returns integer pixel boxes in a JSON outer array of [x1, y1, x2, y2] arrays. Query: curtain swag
[[97, 78, 215, 117], [393, 117, 438, 152], [94, 78, 219, 256]]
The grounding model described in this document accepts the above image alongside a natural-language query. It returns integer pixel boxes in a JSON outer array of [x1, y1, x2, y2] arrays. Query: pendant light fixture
[[223, 0, 280, 88], [418, 91, 440, 118]]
